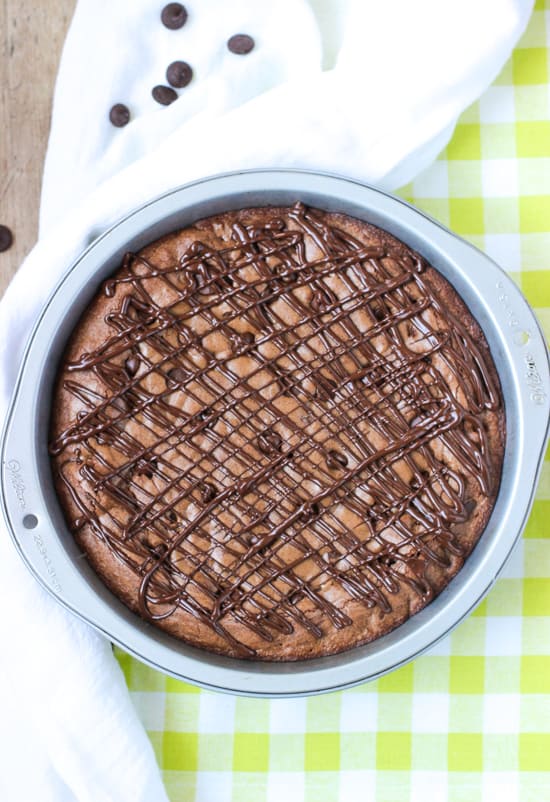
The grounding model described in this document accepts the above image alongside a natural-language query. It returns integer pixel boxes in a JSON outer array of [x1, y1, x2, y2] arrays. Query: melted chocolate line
[[53, 273, 420, 454], [67, 354, 446, 608], [51, 204, 500, 654], [67, 231, 418, 373]]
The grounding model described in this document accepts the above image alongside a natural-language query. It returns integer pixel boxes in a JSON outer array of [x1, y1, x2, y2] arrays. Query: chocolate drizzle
[[50, 202, 502, 658]]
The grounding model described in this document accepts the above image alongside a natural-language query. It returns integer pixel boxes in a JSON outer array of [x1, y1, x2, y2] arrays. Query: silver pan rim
[[2, 168, 549, 697]]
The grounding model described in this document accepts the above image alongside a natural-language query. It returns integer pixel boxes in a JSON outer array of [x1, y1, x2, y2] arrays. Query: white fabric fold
[[0, 1, 533, 800]]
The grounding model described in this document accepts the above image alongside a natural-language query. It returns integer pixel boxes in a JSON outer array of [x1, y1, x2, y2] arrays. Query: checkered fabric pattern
[[115, 4, 550, 799]]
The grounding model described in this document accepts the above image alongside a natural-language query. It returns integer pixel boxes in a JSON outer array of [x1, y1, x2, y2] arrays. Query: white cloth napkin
[[0, 1, 533, 800]]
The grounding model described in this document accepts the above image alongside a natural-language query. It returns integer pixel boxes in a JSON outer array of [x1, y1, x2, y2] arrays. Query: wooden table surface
[[0, 1, 75, 297]]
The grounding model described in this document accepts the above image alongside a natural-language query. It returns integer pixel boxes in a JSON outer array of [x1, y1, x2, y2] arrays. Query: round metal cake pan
[[2, 169, 549, 697]]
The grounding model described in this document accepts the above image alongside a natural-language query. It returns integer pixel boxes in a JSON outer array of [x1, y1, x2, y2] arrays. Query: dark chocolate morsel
[[124, 356, 140, 376], [315, 375, 337, 399], [166, 60, 193, 88], [465, 499, 477, 516], [137, 458, 157, 478], [112, 395, 130, 414], [200, 482, 217, 504], [227, 34, 255, 54], [152, 85, 178, 106], [109, 104, 130, 128], [299, 501, 321, 520], [326, 449, 349, 470], [311, 287, 334, 312], [0, 225, 13, 252], [144, 540, 168, 557], [161, 3, 188, 29], [257, 430, 282, 454], [230, 330, 255, 352], [167, 366, 189, 384]]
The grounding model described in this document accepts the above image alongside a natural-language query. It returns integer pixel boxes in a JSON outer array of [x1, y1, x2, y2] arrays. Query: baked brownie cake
[[49, 202, 505, 660]]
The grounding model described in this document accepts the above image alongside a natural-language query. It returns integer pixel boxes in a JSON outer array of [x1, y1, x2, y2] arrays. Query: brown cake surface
[[50, 202, 505, 660]]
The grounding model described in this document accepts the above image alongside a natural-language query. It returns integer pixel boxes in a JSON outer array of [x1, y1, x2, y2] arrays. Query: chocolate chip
[[409, 557, 426, 576], [230, 330, 255, 352], [273, 264, 298, 284], [137, 458, 157, 479], [465, 499, 477, 516], [311, 287, 334, 312], [218, 273, 234, 290], [315, 375, 337, 399], [143, 539, 168, 557], [109, 103, 130, 128], [167, 366, 189, 385], [186, 240, 206, 256], [322, 549, 339, 563], [275, 368, 292, 392], [166, 60, 193, 88], [227, 34, 255, 55], [152, 85, 178, 106], [199, 482, 217, 504], [96, 430, 113, 446], [112, 395, 130, 414], [0, 225, 13, 252], [299, 501, 320, 520], [198, 407, 212, 423], [136, 459, 153, 479], [168, 510, 178, 523], [124, 356, 140, 376], [326, 449, 349, 470], [161, 3, 187, 29], [257, 430, 282, 454]]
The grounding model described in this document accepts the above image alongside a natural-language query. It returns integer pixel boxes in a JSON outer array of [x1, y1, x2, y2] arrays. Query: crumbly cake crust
[[49, 203, 505, 660]]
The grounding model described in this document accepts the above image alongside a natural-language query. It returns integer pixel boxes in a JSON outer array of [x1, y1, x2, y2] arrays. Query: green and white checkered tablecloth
[[115, 4, 550, 799]]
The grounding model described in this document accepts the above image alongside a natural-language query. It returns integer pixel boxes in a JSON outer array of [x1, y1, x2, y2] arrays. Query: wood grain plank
[[0, 1, 75, 296]]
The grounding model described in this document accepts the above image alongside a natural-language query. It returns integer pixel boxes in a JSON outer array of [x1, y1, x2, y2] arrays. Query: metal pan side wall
[[2, 170, 549, 696]]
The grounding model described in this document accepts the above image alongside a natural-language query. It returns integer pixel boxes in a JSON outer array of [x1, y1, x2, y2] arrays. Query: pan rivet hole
[[23, 514, 38, 530], [514, 330, 530, 346]]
